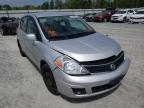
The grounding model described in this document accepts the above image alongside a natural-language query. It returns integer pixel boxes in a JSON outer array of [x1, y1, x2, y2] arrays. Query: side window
[[69, 19, 87, 30], [20, 17, 27, 32], [128, 10, 133, 13], [27, 17, 42, 41]]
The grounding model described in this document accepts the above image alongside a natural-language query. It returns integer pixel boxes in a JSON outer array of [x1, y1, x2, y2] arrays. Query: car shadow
[[61, 84, 121, 103]]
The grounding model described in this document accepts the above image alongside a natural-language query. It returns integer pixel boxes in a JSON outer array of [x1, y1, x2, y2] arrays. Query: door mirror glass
[[26, 34, 36, 40]]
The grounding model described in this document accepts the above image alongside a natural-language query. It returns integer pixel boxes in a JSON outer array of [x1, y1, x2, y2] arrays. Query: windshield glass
[[136, 11, 144, 14], [38, 16, 95, 40], [116, 11, 126, 14]]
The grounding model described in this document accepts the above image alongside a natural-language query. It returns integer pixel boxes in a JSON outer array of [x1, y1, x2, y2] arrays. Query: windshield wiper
[[67, 31, 96, 38], [49, 31, 96, 41]]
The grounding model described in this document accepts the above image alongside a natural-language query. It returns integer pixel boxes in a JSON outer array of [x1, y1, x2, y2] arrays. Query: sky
[[0, 0, 51, 7]]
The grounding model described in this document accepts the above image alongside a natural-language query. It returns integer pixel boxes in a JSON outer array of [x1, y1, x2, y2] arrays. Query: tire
[[17, 40, 26, 57], [0, 29, 6, 36], [104, 18, 108, 22], [41, 64, 59, 95], [123, 17, 126, 23]]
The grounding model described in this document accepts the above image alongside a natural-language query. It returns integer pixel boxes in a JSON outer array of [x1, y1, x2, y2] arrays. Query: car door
[[17, 16, 28, 54], [26, 16, 43, 67]]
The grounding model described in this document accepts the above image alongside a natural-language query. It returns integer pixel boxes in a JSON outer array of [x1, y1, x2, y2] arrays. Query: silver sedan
[[17, 12, 130, 98]]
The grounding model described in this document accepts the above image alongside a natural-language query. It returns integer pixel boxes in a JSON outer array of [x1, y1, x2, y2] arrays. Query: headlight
[[119, 15, 123, 17], [54, 56, 90, 75]]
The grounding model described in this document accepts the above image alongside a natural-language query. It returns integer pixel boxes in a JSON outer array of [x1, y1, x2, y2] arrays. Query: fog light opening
[[72, 88, 86, 95]]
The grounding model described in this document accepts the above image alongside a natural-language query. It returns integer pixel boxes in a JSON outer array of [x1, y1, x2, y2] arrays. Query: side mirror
[[26, 34, 36, 41]]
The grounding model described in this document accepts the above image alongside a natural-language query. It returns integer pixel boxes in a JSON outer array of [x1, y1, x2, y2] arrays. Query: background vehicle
[[111, 9, 135, 22], [0, 17, 19, 35], [17, 12, 130, 98], [130, 10, 144, 23], [81, 13, 91, 19], [84, 13, 97, 22], [94, 10, 115, 22]]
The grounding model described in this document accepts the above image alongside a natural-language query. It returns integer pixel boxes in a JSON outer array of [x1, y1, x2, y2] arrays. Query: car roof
[[27, 12, 74, 18], [118, 9, 134, 11]]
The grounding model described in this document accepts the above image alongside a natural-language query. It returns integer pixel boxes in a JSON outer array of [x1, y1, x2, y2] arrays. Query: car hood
[[112, 14, 125, 17], [50, 33, 121, 62]]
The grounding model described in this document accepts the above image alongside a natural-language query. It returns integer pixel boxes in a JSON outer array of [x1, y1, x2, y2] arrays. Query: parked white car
[[111, 9, 135, 22], [130, 10, 144, 23]]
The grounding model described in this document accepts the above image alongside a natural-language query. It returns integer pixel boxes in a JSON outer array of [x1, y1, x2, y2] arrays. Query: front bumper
[[53, 58, 130, 98], [130, 19, 144, 23], [111, 17, 124, 22]]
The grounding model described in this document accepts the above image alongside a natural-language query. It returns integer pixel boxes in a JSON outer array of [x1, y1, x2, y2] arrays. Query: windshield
[[116, 11, 126, 14], [38, 16, 95, 40], [136, 11, 144, 14]]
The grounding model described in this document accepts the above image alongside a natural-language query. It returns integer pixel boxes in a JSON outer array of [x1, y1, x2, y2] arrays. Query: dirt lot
[[0, 23, 144, 108]]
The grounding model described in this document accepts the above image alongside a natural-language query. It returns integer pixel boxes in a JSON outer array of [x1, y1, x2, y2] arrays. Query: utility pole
[[48, 0, 49, 9], [109, 0, 112, 7], [50, 0, 54, 9]]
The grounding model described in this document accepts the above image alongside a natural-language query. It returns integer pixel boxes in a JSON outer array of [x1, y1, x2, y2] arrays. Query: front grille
[[112, 16, 118, 18], [80, 51, 124, 73], [92, 75, 124, 93], [112, 16, 118, 19]]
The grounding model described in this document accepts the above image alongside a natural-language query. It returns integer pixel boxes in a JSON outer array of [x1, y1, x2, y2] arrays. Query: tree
[[66, 0, 90, 9], [95, 0, 108, 8], [88, 0, 92, 8], [0, 5, 2, 10], [41, 1, 50, 9], [55, 0, 63, 9], [3, 4, 11, 10], [138, 0, 144, 7], [23, 5, 36, 10]]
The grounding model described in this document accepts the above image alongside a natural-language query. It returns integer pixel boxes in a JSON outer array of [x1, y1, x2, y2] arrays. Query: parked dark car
[[81, 13, 92, 19], [0, 17, 19, 35], [84, 13, 98, 22], [94, 10, 116, 22]]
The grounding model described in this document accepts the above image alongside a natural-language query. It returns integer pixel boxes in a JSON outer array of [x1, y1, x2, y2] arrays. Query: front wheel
[[41, 64, 59, 95], [103, 18, 108, 22], [0, 29, 6, 36], [123, 17, 126, 23]]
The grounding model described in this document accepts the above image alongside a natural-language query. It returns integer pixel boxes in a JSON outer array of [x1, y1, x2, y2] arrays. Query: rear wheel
[[41, 64, 59, 95]]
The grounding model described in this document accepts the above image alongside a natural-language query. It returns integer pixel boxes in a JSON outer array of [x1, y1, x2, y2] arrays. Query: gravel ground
[[0, 23, 144, 108]]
